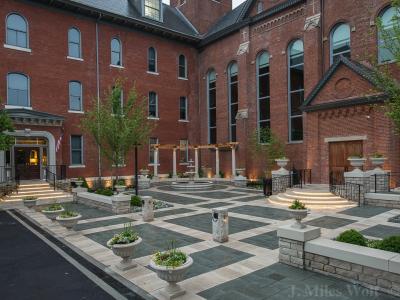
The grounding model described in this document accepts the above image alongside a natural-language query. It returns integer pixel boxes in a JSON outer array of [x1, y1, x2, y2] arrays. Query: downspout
[[320, 0, 324, 77], [96, 16, 102, 180]]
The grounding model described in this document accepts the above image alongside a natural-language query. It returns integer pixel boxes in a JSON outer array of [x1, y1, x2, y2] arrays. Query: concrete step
[[268, 198, 355, 209], [270, 195, 350, 205], [8, 192, 67, 199], [6, 195, 73, 203], [284, 190, 343, 200]]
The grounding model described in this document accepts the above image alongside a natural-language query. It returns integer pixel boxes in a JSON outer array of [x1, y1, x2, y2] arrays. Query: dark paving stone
[[184, 191, 244, 199], [231, 195, 266, 202], [240, 230, 279, 250], [75, 217, 133, 231], [139, 191, 207, 205], [199, 263, 398, 300], [305, 216, 356, 229], [339, 206, 392, 218], [165, 213, 268, 234], [154, 208, 195, 218], [361, 224, 400, 239], [196, 202, 233, 209], [157, 184, 228, 192], [86, 223, 201, 258], [149, 245, 253, 280], [230, 188, 263, 194], [62, 203, 113, 220], [229, 205, 292, 220]]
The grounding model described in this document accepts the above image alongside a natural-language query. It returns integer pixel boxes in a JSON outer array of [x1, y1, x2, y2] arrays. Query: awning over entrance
[[3, 109, 64, 127]]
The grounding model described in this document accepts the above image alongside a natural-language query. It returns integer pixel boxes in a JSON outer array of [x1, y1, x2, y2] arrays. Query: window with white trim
[[6, 13, 28, 48], [71, 135, 83, 165], [378, 6, 398, 63], [179, 96, 188, 120], [179, 139, 189, 163], [207, 70, 217, 144], [228, 62, 238, 142], [149, 92, 158, 118], [331, 23, 351, 64], [178, 54, 187, 78], [257, 52, 270, 143], [149, 137, 158, 164], [111, 38, 122, 66], [68, 28, 81, 58], [148, 47, 157, 72], [144, 0, 162, 21], [69, 81, 82, 111], [7, 73, 29, 107]]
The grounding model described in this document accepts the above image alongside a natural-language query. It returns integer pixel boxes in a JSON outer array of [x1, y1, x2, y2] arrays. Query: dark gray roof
[[301, 56, 380, 110], [3, 109, 64, 126]]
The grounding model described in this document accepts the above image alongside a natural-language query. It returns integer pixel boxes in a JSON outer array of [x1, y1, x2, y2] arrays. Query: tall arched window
[[6, 13, 28, 48], [178, 54, 187, 78], [378, 6, 398, 63], [257, 1, 264, 13], [257, 51, 270, 143], [228, 62, 238, 142], [69, 81, 82, 111], [148, 47, 157, 73], [7, 73, 29, 107], [111, 38, 122, 66], [331, 23, 351, 64], [288, 40, 304, 142], [207, 70, 217, 144], [148, 91, 158, 118], [68, 28, 81, 58]]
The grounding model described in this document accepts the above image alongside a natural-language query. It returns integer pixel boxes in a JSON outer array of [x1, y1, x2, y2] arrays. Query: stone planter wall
[[278, 237, 306, 268], [76, 192, 113, 212], [364, 193, 400, 209]]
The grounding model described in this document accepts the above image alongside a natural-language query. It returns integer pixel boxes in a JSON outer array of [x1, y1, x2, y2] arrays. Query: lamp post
[[134, 144, 139, 196]]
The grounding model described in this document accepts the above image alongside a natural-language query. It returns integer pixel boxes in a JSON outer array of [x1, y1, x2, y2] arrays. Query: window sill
[[178, 77, 188, 81], [378, 60, 396, 66], [67, 56, 84, 62], [68, 110, 84, 114], [179, 162, 189, 165], [112, 164, 127, 168], [110, 64, 125, 69], [148, 117, 160, 121], [4, 44, 32, 53], [178, 119, 189, 123], [69, 165, 86, 168], [5, 105, 32, 110], [287, 141, 303, 145], [148, 163, 160, 166], [147, 71, 159, 75]]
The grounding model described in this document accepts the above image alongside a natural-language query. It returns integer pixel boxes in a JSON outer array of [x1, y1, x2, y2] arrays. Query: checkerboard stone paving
[[75, 217, 134, 231], [239, 230, 279, 250], [229, 205, 292, 220], [360, 224, 400, 239], [184, 191, 245, 199], [304, 216, 356, 229], [62, 203, 113, 219], [196, 202, 234, 209], [339, 206, 392, 218], [154, 208, 195, 218], [140, 191, 208, 204]]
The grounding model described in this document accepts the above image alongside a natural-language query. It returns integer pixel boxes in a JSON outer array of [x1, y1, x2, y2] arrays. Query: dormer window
[[144, 0, 162, 21]]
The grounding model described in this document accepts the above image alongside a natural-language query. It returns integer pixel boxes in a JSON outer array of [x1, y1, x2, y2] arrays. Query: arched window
[[207, 70, 217, 144], [378, 6, 398, 63], [6, 13, 28, 48], [148, 47, 157, 73], [257, 52, 270, 143], [178, 54, 187, 79], [7, 73, 29, 107], [68, 28, 81, 58], [288, 40, 304, 142], [111, 38, 122, 66], [257, 1, 264, 13], [149, 91, 158, 118], [69, 81, 82, 111], [331, 23, 351, 64], [228, 62, 238, 142]]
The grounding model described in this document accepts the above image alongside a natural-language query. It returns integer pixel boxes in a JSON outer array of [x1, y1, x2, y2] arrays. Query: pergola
[[151, 142, 239, 179]]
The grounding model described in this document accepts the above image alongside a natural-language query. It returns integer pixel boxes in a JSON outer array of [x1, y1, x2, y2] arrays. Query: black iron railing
[[370, 172, 400, 193], [329, 172, 363, 206], [45, 165, 67, 191], [0, 165, 19, 198]]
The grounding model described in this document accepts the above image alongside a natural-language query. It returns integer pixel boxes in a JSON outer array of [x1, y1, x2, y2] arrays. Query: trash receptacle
[[142, 196, 154, 222], [212, 208, 228, 243]]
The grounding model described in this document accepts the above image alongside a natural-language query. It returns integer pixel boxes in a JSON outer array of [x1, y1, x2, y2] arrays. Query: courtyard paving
[[12, 184, 400, 299]]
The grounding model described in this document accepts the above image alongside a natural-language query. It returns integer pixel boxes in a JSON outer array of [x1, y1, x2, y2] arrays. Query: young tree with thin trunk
[[0, 110, 15, 151]]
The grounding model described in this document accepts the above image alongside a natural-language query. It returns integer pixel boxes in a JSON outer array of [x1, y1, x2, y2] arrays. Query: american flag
[[56, 131, 64, 152]]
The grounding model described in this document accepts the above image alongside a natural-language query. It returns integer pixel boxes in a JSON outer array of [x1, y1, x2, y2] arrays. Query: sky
[[162, 0, 247, 9]]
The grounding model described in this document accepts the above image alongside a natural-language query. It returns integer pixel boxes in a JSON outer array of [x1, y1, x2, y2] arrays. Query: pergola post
[[154, 146, 159, 179], [231, 145, 236, 178], [194, 147, 199, 179], [215, 146, 220, 178], [172, 147, 177, 179]]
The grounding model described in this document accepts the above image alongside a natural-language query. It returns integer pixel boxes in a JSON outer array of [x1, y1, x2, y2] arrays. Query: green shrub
[[78, 177, 89, 188], [59, 210, 79, 218], [289, 199, 306, 210], [95, 188, 114, 196], [113, 179, 125, 186], [374, 236, 400, 253], [131, 195, 142, 207], [336, 229, 367, 246], [219, 171, 225, 178]]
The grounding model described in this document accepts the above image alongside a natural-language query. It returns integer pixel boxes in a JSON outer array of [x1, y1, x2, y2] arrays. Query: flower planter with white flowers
[[107, 223, 142, 271], [56, 211, 81, 230], [150, 244, 193, 299], [114, 185, 126, 193], [42, 204, 64, 221], [347, 156, 366, 169], [275, 158, 289, 169], [288, 200, 308, 229], [370, 156, 386, 168], [23, 196, 37, 208]]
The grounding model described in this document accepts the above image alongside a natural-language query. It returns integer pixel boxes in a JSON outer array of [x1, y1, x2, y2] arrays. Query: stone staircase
[[268, 185, 356, 209], [5, 181, 72, 203]]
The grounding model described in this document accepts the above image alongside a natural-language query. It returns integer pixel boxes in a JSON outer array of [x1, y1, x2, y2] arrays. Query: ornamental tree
[[0, 109, 15, 151]]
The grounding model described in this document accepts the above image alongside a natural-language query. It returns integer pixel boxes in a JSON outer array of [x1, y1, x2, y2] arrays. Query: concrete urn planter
[[275, 159, 289, 169], [107, 237, 142, 271], [236, 168, 246, 177], [74, 180, 84, 187], [347, 157, 366, 169], [23, 199, 37, 208], [140, 169, 150, 177], [289, 209, 308, 229], [42, 207, 65, 221], [115, 185, 126, 193], [56, 214, 82, 230], [370, 157, 386, 168], [149, 256, 193, 299]]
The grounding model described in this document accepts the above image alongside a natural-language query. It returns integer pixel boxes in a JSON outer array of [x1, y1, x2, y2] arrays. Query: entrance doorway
[[329, 140, 363, 184], [14, 147, 41, 180]]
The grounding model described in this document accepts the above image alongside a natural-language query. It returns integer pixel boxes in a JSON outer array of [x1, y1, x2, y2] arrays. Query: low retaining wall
[[365, 193, 400, 209], [76, 192, 131, 214]]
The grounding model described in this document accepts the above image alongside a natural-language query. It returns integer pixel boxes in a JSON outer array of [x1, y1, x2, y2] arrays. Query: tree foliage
[[0, 110, 15, 151], [81, 79, 155, 181], [248, 127, 285, 178]]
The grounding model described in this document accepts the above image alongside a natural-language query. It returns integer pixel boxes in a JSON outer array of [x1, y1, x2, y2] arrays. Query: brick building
[[0, 0, 399, 184]]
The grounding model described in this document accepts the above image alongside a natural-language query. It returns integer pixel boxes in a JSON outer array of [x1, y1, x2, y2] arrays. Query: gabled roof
[[301, 56, 381, 110]]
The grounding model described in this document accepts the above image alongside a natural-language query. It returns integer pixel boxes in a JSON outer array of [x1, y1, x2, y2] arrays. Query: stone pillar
[[142, 196, 154, 222], [277, 224, 321, 269], [271, 167, 290, 194], [215, 147, 220, 178], [138, 176, 151, 190], [212, 208, 228, 243], [153, 147, 159, 179], [194, 147, 199, 179], [231, 146, 236, 178], [112, 194, 131, 215], [72, 187, 88, 203], [367, 169, 389, 193], [172, 147, 177, 179]]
